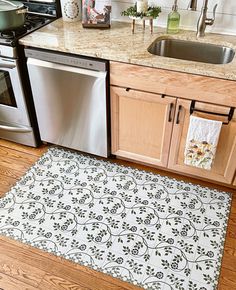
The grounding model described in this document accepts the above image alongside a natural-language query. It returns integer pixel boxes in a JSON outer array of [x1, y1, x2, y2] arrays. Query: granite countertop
[[19, 19, 236, 81]]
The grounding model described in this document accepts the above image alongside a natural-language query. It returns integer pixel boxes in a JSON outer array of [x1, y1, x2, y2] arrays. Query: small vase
[[60, 0, 82, 22]]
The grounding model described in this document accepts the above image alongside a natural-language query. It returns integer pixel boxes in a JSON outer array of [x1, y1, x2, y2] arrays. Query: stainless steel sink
[[147, 38, 235, 64]]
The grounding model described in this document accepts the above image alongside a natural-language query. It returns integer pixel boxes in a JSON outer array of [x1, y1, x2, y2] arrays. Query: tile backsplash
[[111, 0, 236, 35]]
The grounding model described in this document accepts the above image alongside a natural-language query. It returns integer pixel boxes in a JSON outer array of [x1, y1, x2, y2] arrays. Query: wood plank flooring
[[0, 139, 235, 290]]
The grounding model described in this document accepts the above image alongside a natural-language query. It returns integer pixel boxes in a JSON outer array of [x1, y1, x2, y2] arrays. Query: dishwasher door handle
[[27, 58, 107, 79]]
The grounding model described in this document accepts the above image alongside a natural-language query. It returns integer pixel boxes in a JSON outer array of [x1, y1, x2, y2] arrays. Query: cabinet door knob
[[168, 103, 174, 122], [176, 105, 182, 124]]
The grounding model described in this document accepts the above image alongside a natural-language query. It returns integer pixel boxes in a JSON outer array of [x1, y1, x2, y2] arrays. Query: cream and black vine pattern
[[0, 147, 231, 290]]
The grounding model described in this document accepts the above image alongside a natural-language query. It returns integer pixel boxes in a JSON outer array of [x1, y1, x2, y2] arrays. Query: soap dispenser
[[167, 0, 180, 34]]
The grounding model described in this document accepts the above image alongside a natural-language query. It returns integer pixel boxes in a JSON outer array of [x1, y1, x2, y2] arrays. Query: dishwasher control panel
[[25, 48, 107, 72]]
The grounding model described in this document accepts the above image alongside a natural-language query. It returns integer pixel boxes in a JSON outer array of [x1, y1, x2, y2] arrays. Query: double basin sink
[[148, 37, 235, 65]]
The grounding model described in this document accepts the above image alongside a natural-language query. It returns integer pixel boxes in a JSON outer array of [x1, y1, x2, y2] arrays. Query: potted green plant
[[121, 2, 161, 19]]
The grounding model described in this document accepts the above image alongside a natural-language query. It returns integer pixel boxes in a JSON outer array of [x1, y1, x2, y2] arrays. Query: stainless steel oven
[[0, 0, 61, 146], [0, 56, 37, 146]]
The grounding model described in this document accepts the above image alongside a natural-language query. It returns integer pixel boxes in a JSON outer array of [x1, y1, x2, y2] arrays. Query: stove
[[0, 0, 61, 147], [0, 1, 60, 58], [0, 15, 50, 46]]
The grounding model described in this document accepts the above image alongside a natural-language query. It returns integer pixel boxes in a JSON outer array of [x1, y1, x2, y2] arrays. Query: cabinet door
[[110, 86, 176, 167], [168, 99, 236, 184]]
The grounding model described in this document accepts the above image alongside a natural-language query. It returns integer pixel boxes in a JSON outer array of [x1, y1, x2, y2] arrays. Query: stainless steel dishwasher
[[25, 48, 109, 157]]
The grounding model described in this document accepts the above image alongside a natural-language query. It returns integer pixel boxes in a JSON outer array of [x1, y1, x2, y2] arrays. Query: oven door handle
[[0, 123, 32, 133], [27, 58, 107, 78], [0, 63, 16, 69]]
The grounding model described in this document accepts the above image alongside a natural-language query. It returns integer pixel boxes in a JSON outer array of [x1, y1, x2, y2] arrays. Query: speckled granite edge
[[19, 19, 236, 81]]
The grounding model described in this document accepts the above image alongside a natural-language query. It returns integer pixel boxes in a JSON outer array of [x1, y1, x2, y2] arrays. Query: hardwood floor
[[0, 139, 235, 290]]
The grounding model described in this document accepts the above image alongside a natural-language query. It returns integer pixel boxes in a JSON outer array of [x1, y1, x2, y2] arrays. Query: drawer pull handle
[[176, 105, 182, 124], [190, 100, 235, 125], [168, 103, 174, 122]]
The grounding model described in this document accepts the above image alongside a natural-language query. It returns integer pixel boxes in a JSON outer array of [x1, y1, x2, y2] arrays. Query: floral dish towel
[[184, 116, 222, 170]]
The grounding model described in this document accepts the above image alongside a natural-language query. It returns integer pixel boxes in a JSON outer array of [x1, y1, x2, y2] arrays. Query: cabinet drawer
[[110, 61, 236, 107]]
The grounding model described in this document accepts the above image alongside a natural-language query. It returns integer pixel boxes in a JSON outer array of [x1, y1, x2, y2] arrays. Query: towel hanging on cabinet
[[184, 115, 222, 170]]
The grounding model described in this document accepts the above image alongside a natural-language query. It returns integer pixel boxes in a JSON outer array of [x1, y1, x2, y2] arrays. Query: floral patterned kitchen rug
[[0, 147, 232, 290]]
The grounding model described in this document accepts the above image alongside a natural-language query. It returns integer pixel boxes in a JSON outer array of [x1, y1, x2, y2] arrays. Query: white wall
[[111, 0, 236, 35]]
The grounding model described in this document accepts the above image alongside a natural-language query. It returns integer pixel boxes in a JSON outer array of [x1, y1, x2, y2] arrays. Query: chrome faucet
[[188, 0, 197, 11], [188, 0, 218, 37]]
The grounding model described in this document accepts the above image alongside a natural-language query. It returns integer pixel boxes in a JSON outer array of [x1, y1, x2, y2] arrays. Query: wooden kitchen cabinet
[[110, 86, 176, 167], [168, 99, 236, 184], [110, 61, 236, 186]]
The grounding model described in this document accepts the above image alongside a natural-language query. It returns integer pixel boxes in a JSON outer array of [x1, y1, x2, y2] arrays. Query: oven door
[[0, 57, 32, 131]]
